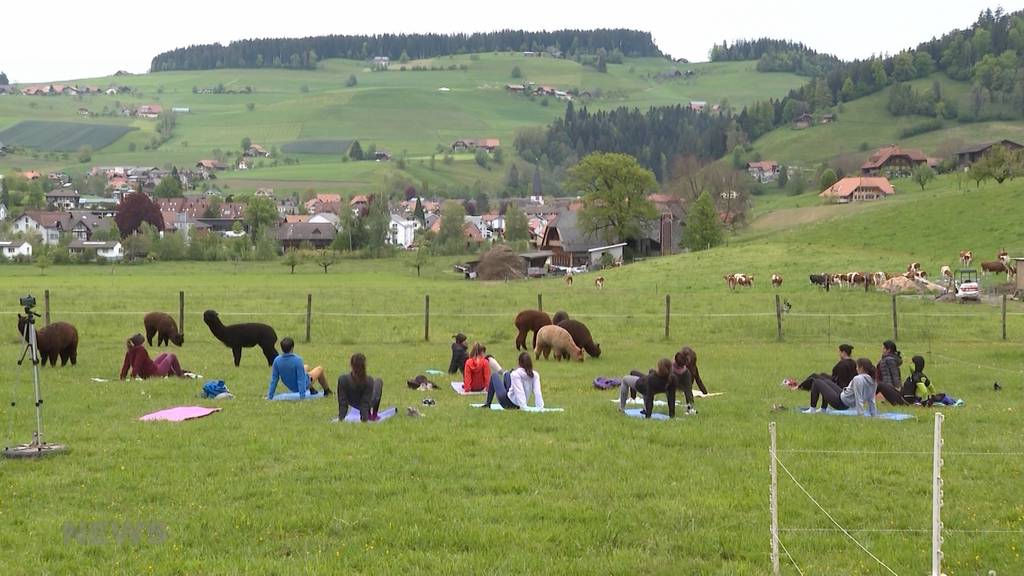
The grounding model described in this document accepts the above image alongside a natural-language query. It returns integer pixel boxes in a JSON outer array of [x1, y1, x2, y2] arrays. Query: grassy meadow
[[2, 171, 1024, 574]]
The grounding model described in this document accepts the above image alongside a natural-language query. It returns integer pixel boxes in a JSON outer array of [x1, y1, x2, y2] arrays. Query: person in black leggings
[[807, 358, 877, 411], [797, 343, 857, 391]]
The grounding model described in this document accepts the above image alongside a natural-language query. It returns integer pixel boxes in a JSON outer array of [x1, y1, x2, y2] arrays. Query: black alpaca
[[203, 310, 278, 367]]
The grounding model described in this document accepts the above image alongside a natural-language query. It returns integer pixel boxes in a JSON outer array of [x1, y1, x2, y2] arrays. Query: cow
[[724, 274, 739, 290], [565, 274, 574, 287], [998, 249, 1009, 263], [981, 260, 1010, 275], [871, 271, 888, 287], [594, 276, 605, 289], [907, 262, 922, 274], [736, 274, 754, 288], [809, 274, 829, 288], [959, 250, 973, 268], [771, 274, 783, 288], [846, 272, 867, 286], [830, 273, 846, 289], [940, 265, 953, 279]]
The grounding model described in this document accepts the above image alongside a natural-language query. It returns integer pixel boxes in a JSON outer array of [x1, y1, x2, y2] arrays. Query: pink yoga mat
[[139, 406, 221, 422]]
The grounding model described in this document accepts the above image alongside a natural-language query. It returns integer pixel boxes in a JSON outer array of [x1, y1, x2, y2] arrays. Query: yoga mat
[[140, 406, 221, 422], [91, 377, 110, 382], [332, 406, 398, 423], [798, 408, 915, 421], [269, 391, 325, 401], [624, 408, 670, 421], [451, 381, 485, 395], [425, 369, 444, 376], [612, 392, 723, 407], [470, 404, 564, 412]]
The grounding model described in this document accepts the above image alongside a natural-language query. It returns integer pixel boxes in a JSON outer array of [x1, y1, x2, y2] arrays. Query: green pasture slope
[[0, 120, 137, 152], [752, 73, 1024, 168], [0, 56, 802, 191], [1, 175, 1023, 574]]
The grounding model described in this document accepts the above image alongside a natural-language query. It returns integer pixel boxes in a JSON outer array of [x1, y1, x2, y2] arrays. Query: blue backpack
[[593, 377, 621, 390], [202, 380, 228, 398]]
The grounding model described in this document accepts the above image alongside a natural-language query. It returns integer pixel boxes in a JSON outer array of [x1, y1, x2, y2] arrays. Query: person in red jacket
[[463, 343, 491, 393], [119, 333, 187, 380]]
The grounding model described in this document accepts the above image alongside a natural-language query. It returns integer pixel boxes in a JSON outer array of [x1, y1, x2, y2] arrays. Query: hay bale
[[880, 276, 920, 295], [477, 246, 525, 281]]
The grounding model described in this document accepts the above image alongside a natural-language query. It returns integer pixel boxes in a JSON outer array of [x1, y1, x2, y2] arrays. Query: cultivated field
[[0, 120, 137, 152], [2, 177, 1023, 575]]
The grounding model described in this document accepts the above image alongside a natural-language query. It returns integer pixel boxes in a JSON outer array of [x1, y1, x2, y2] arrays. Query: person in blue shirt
[[267, 337, 331, 399]]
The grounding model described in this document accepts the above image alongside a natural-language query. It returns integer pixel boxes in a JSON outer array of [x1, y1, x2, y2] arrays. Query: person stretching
[[337, 353, 383, 422], [875, 340, 907, 405], [803, 357, 878, 416], [508, 353, 544, 409], [448, 333, 469, 375], [120, 333, 186, 380], [619, 358, 678, 419], [480, 352, 517, 409], [676, 346, 708, 395], [267, 337, 331, 399], [796, 343, 857, 391], [463, 342, 491, 393], [672, 351, 699, 416]]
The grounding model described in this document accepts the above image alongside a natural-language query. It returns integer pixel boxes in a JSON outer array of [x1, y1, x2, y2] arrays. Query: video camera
[[20, 295, 36, 309]]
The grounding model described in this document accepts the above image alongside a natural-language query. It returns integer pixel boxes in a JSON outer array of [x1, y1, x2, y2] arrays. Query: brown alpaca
[[17, 316, 78, 367], [534, 324, 584, 362], [144, 312, 184, 347], [557, 319, 601, 358], [514, 309, 551, 351], [551, 310, 570, 325]]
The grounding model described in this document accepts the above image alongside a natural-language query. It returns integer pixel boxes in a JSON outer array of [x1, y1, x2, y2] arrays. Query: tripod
[[4, 306, 67, 458]]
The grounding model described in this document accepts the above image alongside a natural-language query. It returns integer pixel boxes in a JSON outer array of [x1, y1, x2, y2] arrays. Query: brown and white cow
[[724, 274, 739, 290], [940, 265, 953, 279], [565, 274, 574, 287], [998, 249, 1009, 263], [771, 274, 783, 288], [981, 260, 1009, 275], [737, 274, 754, 288], [959, 250, 973, 268], [594, 276, 605, 289]]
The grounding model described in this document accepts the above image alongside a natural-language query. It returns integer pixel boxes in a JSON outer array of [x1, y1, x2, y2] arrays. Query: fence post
[[769, 421, 780, 576], [775, 295, 783, 342], [44, 289, 50, 326], [178, 291, 185, 336], [305, 294, 312, 343], [537, 293, 543, 312], [424, 294, 430, 342], [891, 295, 899, 341], [664, 294, 670, 340], [931, 412, 944, 576], [1002, 294, 1007, 340]]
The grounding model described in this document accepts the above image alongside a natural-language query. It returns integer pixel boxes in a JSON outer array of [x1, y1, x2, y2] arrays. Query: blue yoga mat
[[270, 391, 325, 401], [332, 406, 397, 423], [624, 408, 671, 421], [470, 403, 564, 413], [798, 408, 915, 421]]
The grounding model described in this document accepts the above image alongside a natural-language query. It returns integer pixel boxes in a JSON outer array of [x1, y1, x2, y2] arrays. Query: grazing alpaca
[[203, 309, 278, 367], [144, 312, 184, 347], [557, 318, 601, 358], [534, 325, 584, 362], [17, 316, 78, 367], [514, 309, 552, 351], [551, 310, 570, 325]]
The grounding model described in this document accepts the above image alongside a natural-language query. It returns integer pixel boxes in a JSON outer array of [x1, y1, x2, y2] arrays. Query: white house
[[12, 212, 70, 245], [68, 239, 123, 261], [309, 213, 340, 227], [0, 240, 32, 260], [388, 214, 421, 249]]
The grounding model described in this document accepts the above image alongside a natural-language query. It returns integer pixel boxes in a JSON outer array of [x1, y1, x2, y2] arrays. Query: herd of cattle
[[723, 249, 1016, 291]]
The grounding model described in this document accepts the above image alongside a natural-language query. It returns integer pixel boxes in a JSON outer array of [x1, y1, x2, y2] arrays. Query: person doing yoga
[[337, 353, 383, 422], [803, 357, 878, 416], [120, 333, 186, 380], [619, 358, 682, 419]]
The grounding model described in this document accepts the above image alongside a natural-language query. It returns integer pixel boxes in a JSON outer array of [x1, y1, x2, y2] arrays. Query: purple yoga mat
[[139, 406, 221, 422]]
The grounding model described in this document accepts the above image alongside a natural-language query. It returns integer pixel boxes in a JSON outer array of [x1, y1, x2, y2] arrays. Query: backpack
[[202, 380, 228, 398], [593, 377, 621, 390]]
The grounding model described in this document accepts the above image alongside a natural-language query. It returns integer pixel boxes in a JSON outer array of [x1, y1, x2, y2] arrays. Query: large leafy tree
[[115, 192, 164, 237], [436, 200, 467, 254], [567, 152, 658, 245], [504, 206, 530, 243], [152, 175, 183, 198], [244, 196, 280, 244], [683, 190, 723, 251]]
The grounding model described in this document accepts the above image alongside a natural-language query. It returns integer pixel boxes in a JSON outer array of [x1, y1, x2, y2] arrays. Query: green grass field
[[0, 55, 803, 189], [0, 120, 137, 152], [1, 172, 1023, 574]]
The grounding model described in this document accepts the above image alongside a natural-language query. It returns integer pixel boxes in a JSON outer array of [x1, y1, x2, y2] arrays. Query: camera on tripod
[[20, 295, 36, 310]]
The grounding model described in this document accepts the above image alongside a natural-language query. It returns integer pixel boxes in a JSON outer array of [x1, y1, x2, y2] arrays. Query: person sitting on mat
[[337, 352, 383, 422], [267, 337, 332, 399], [448, 333, 469, 375], [901, 355, 963, 407], [619, 358, 681, 418], [795, 343, 858, 391], [675, 346, 708, 395], [480, 351, 517, 409], [120, 333, 187, 380], [508, 352, 544, 409], [802, 357, 878, 416], [463, 342, 491, 393], [875, 340, 907, 405]]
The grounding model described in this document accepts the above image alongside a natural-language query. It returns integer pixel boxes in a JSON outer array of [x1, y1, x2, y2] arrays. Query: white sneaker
[[684, 405, 697, 416], [800, 407, 820, 414]]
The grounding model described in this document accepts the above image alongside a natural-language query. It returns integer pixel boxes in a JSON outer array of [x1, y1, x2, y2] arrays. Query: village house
[[69, 212, 116, 240], [505, 84, 526, 93], [304, 193, 341, 215], [349, 195, 369, 215], [746, 161, 781, 184], [388, 214, 421, 249], [860, 145, 937, 177], [195, 160, 228, 178], [642, 194, 684, 257], [373, 56, 391, 69], [956, 139, 1024, 167], [820, 113, 837, 124], [793, 113, 814, 129], [688, 101, 707, 112], [374, 150, 392, 161], [136, 104, 163, 119], [244, 144, 272, 158], [67, 240, 124, 261], [539, 209, 625, 268], [0, 202, 7, 221], [277, 222, 337, 250], [819, 177, 895, 204], [0, 240, 32, 260], [309, 213, 340, 227], [451, 138, 501, 152], [46, 189, 80, 211], [78, 107, 90, 117], [12, 211, 73, 245]]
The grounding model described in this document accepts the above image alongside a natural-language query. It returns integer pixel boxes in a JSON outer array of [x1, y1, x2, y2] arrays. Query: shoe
[[954, 399, 965, 407], [322, 389, 333, 397], [477, 403, 490, 408], [800, 407, 820, 414], [684, 405, 697, 416], [422, 398, 436, 406]]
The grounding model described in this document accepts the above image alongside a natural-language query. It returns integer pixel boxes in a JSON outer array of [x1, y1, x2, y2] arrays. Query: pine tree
[[683, 190, 723, 251], [348, 140, 364, 161], [414, 197, 426, 226]]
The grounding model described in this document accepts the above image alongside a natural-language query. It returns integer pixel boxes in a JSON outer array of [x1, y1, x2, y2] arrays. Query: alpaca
[[551, 310, 570, 325], [534, 325, 584, 362], [17, 316, 78, 367], [514, 309, 551, 351], [557, 318, 601, 358], [144, 312, 184, 347], [203, 310, 278, 367]]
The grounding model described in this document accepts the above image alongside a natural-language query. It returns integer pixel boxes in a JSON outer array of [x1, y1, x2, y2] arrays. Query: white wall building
[[0, 240, 32, 260], [388, 215, 421, 249], [68, 240, 123, 261]]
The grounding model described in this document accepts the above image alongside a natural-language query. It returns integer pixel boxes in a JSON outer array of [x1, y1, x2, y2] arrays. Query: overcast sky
[[2, 0, 1019, 82]]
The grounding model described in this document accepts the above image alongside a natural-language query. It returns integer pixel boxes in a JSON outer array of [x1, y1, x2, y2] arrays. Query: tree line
[[149, 29, 662, 71], [710, 39, 842, 77]]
